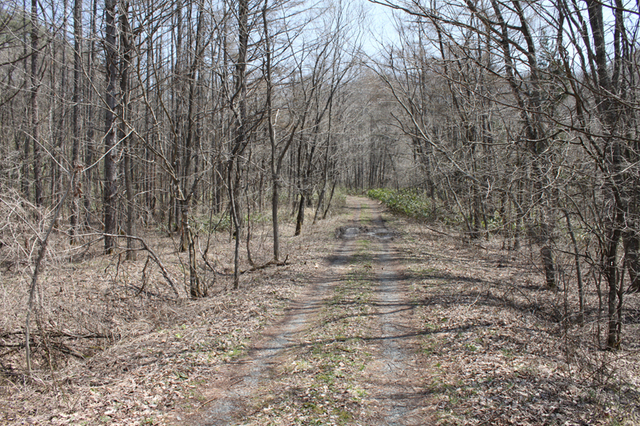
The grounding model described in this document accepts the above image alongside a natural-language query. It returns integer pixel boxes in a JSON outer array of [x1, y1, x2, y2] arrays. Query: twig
[[25, 171, 75, 376], [50, 343, 85, 360], [138, 255, 151, 296], [197, 397, 220, 409], [102, 234, 180, 298], [114, 252, 123, 285]]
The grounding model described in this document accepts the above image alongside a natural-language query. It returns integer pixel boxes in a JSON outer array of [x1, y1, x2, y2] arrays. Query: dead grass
[[0, 201, 347, 425]]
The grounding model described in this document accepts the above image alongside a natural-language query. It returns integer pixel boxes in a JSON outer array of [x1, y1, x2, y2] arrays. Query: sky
[[357, 0, 400, 56]]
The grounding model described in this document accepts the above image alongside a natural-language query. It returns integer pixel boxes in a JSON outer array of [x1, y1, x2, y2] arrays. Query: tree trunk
[[83, 0, 98, 228], [70, 0, 82, 242], [103, 0, 118, 253], [228, 0, 250, 289], [30, 0, 42, 207], [585, 0, 627, 349], [272, 178, 280, 261], [294, 193, 305, 236], [119, 0, 136, 260], [624, 232, 640, 292], [605, 224, 622, 349], [322, 180, 336, 220], [564, 210, 585, 325], [540, 245, 556, 289]]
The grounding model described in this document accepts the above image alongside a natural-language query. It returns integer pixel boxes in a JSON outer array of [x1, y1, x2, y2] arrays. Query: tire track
[[367, 200, 422, 425], [191, 200, 365, 425], [185, 197, 424, 425]]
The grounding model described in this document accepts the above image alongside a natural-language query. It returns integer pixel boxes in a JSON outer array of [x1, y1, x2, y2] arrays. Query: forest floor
[[1, 196, 640, 425]]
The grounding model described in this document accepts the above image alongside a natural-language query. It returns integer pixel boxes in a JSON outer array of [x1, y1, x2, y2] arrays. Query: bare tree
[[227, 0, 253, 289], [29, 0, 42, 207], [69, 0, 82, 242], [103, 0, 118, 253], [119, 0, 136, 260], [370, 0, 640, 349]]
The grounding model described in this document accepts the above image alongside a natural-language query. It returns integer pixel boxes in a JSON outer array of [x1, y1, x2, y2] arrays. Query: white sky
[[357, 0, 400, 56]]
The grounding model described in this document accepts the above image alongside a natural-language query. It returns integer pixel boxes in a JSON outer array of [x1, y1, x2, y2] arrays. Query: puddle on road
[[335, 226, 397, 240]]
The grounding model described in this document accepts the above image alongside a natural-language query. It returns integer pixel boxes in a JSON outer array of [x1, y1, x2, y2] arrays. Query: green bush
[[193, 213, 232, 233], [367, 188, 435, 221]]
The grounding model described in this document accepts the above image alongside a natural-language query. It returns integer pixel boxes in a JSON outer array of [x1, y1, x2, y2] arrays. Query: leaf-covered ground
[[1, 196, 639, 425], [185, 197, 640, 425]]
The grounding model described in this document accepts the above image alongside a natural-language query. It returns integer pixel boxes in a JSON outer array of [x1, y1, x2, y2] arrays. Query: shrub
[[367, 188, 435, 221]]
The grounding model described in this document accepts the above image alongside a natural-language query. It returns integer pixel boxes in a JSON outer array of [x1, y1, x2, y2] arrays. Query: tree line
[[372, 0, 639, 350], [0, 0, 389, 297], [1, 0, 639, 352]]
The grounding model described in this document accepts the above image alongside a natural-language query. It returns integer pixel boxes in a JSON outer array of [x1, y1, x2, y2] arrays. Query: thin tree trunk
[[30, 0, 42, 207], [564, 210, 585, 325], [103, 0, 118, 253], [322, 180, 336, 220], [294, 193, 304, 236], [26, 174, 74, 375], [83, 0, 98, 228], [624, 232, 640, 292], [183, 0, 207, 296], [21, 0, 29, 199], [70, 0, 82, 242], [119, 0, 135, 260], [605, 226, 622, 349], [314, 104, 334, 225], [229, 0, 249, 289], [585, 0, 626, 349]]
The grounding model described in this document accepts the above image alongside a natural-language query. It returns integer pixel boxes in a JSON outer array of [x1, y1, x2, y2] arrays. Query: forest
[[0, 0, 639, 423]]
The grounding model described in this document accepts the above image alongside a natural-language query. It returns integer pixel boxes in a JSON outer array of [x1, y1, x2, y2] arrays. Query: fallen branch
[[423, 224, 456, 238], [241, 255, 289, 274], [0, 343, 24, 348], [1, 341, 87, 360], [49, 342, 86, 360], [102, 234, 180, 298], [1, 330, 110, 340]]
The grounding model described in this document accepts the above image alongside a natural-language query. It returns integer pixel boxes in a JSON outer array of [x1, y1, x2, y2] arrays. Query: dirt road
[[186, 197, 425, 425], [178, 196, 639, 426]]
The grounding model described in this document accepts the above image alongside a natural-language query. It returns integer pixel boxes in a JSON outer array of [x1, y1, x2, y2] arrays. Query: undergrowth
[[367, 188, 436, 221]]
